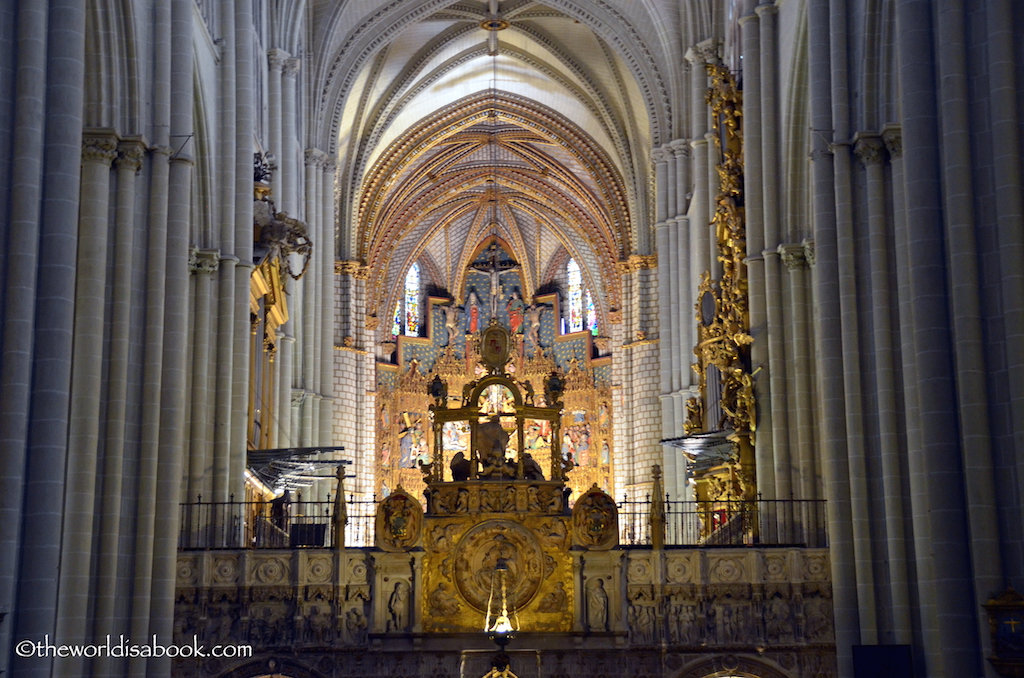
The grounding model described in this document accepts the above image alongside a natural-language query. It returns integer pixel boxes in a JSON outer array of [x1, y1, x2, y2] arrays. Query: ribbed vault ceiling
[[311, 0, 677, 330]]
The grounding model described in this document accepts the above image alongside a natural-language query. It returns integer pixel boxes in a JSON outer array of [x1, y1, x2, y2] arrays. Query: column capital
[[284, 57, 301, 77], [882, 125, 902, 159], [268, 48, 290, 70], [853, 134, 885, 166], [336, 259, 369, 279], [115, 138, 147, 173], [651, 146, 672, 164], [685, 38, 722, 66], [755, 3, 778, 17], [189, 247, 221, 274], [305, 148, 326, 168], [615, 253, 657, 274], [82, 131, 119, 166], [802, 238, 816, 267], [669, 138, 692, 157], [778, 243, 808, 270]]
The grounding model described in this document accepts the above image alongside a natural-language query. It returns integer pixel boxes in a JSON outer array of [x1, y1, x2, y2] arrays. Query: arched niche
[[673, 655, 795, 678], [219, 657, 328, 678]]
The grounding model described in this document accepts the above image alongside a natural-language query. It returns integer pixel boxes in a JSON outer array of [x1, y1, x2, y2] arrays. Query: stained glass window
[[404, 263, 420, 336], [391, 301, 401, 337], [567, 258, 583, 332], [586, 289, 597, 335]]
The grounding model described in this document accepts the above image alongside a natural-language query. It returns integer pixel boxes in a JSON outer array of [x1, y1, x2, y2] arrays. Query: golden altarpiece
[[375, 321, 619, 636], [374, 241, 615, 507]]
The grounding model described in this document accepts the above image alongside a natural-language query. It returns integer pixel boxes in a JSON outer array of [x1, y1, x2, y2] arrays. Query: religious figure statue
[[469, 243, 520, 320], [442, 303, 461, 345], [386, 581, 410, 632], [507, 290, 525, 332], [428, 582, 461, 617], [477, 416, 512, 478], [450, 451, 471, 481], [537, 582, 568, 612], [524, 303, 543, 346], [467, 291, 481, 332], [345, 607, 367, 645], [587, 579, 609, 631], [522, 452, 544, 480]]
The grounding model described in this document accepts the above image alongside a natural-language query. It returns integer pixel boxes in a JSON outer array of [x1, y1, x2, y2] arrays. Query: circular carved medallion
[[453, 520, 544, 613]]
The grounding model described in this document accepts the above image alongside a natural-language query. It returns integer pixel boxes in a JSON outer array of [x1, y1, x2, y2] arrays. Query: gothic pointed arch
[[358, 91, 629, 333]]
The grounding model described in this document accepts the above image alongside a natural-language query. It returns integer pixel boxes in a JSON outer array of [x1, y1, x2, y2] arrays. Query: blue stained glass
[[405, 263, 420, 336], [586, 290, 597, 335], [567, 259, 583, 333], [391, 301, 401, 337]]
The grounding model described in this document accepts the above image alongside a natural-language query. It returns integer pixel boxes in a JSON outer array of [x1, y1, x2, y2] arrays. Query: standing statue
[[477, 416, 512, 477], [467, 291, 481, 333], [442, 303, 461, 345], [587, 579, 609, 631], [524, 303, 543, 346], [386, 581, 410, 632], [506, 290, 525, 332]]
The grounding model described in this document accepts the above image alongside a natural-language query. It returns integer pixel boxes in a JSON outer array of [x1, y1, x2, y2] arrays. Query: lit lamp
[[484, 559, 519, 672]]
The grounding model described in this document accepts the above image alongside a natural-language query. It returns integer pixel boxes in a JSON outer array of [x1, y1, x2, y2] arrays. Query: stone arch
[[84, 0, 142, 132], [673, 655, 795, 678], [313, 0, 671, 154], [216, 656, 328, 678]]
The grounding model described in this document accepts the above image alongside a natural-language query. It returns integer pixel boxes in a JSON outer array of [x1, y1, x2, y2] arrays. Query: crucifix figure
[[469, 242, 520, 320]]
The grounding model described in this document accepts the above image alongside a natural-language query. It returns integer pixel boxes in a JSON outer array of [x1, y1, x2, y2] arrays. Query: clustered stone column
[[335, 260, 375, 504]]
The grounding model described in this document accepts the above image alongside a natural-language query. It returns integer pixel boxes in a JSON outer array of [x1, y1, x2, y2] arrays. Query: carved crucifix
[[469, 242, 520, 320]]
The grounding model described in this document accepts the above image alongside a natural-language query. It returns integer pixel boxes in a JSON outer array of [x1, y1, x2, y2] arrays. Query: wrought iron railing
[[178, 497, 377, 550], [179, 496, 826, 550], [618, 497, 828, 548]]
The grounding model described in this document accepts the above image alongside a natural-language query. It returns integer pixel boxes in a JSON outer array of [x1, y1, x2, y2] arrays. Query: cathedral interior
[[1, 0, 1024, 677]]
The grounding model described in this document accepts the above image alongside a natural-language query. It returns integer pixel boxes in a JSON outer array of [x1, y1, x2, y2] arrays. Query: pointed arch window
[[566, 258, 597, 335], [586, 289, 598, 336], [391, 263, 421, 337], [567, 259, 583, 332], [404, 263, 421, 336]]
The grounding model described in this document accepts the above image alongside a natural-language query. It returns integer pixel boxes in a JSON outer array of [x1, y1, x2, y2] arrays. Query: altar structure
[[173, 316, 837, 678], [374, 240, 615, 507]]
